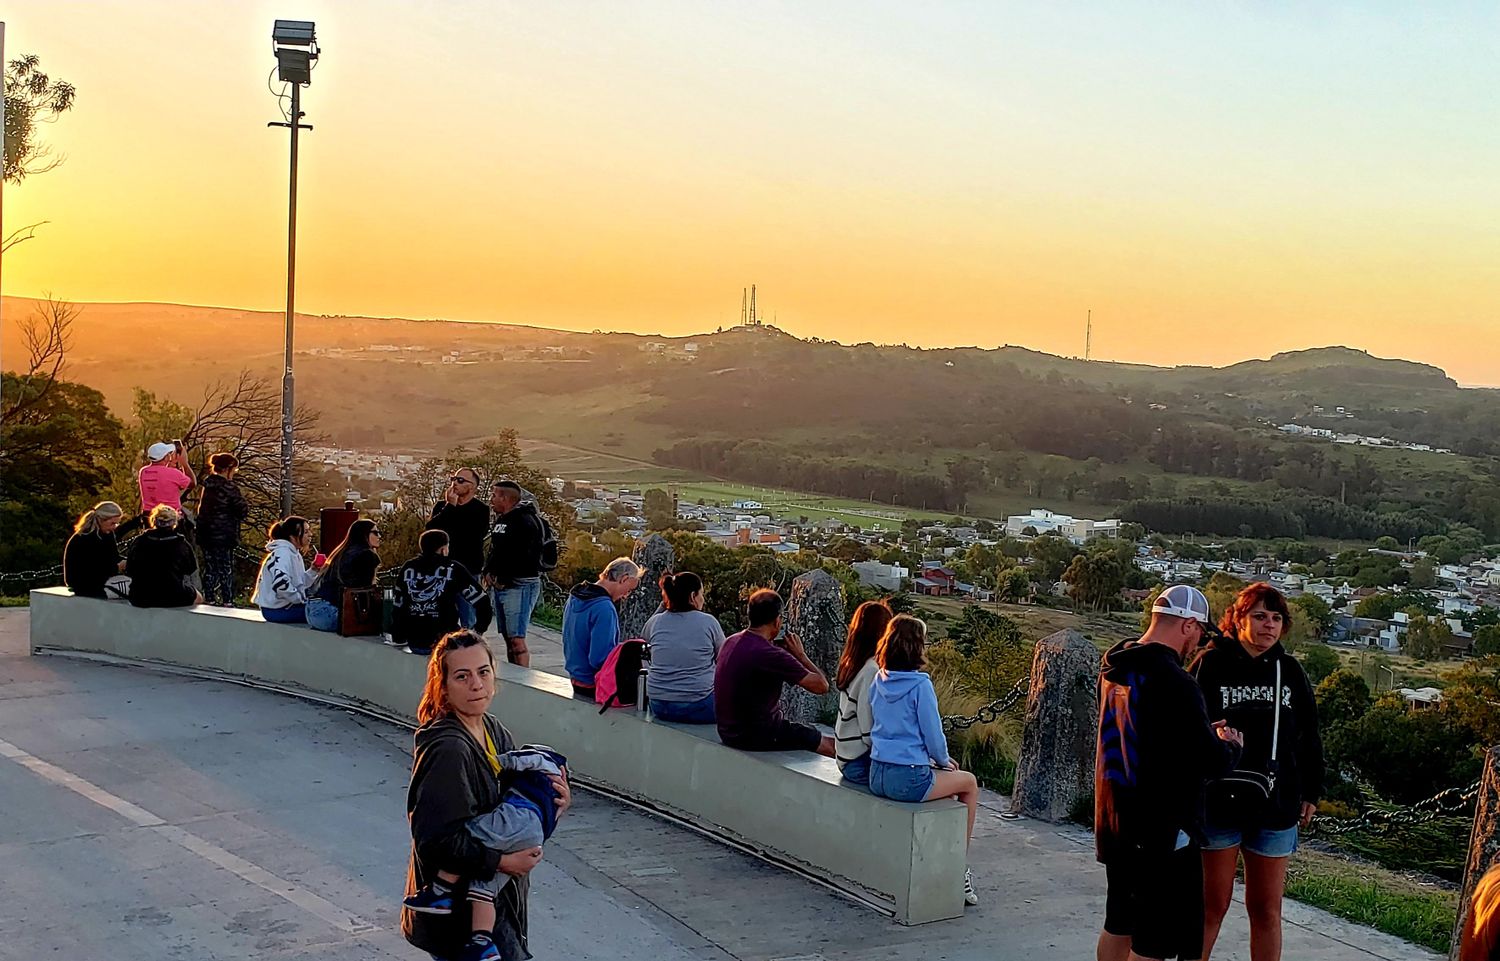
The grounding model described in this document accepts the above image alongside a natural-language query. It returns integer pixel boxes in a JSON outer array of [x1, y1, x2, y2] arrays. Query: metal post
[[280, 82, 301, 517]]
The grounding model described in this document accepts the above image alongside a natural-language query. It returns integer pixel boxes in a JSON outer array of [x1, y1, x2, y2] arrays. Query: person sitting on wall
[[393, 529, 485, 657], [561, 557, 645, 700], [714, 589, 835, 756], [126, 505, 203, 608], [254, 515, 313, 624], [64, 501, 129, 600]]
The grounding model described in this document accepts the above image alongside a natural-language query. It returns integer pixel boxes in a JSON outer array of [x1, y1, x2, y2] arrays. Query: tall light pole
[[269, 20, 318, 516]]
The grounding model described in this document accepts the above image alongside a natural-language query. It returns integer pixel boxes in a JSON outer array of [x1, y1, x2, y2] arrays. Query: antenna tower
[[740, 288, 748, 326], [1085, 309, 1092, 361], [749, 284, 758, 326]]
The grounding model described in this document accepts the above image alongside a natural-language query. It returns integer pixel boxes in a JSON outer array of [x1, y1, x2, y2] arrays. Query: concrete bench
[[28, 587, 969, 923]]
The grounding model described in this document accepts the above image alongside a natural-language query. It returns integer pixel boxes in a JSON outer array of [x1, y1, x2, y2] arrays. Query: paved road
[[1, 609, 1439, 959]]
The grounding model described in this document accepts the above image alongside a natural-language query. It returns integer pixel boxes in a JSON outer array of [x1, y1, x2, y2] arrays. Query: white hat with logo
[[1151, 584, 1211, 624]]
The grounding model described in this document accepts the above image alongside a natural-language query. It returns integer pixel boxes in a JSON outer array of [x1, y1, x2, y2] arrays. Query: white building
[[851, 560, 909, 592], [1005, 508, 1121, 544], [731, 499, 763, 510]]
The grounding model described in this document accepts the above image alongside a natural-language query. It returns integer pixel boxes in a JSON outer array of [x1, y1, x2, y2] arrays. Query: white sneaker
[[963, 867, 979, 906]]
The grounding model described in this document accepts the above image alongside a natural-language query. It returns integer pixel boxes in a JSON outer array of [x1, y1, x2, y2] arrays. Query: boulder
[[777, 569, 847, 725], [618, 534, 674, 640], [1010, 629, 1099, 823]]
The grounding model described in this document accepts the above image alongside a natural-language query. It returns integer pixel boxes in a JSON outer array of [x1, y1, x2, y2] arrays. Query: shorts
[[721, 718, 823, 753], [839, 754, 871, 786], [1202, 821, 1299, 858], [868, 760, 936, 803], [493, 578, 541, 643], [1104, 843, 1205, 960]]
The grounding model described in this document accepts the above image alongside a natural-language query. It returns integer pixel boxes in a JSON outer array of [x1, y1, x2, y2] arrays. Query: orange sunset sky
[[4, 3, 1499, 382]]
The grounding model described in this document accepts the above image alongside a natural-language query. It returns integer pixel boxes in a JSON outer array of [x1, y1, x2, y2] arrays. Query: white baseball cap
[[147, 442, 174, 462], [1152, 584, 1211, 624]]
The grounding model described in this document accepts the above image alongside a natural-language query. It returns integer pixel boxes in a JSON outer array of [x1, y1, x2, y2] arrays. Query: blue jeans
[[261, 604, 307, 624], [868, 760, 936, 802], [494, 578, 541, 640], [651, 693, 716, 724], [839, 753, 871, 786], [1202, 821, 1299, 858], [306, 597, 339, 632]]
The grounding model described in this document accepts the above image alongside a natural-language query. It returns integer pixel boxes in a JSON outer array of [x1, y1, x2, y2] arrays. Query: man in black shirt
[[427, 467, 492, 633], [483, 480, 547, 667], [1095, 585, 1243, 961], [392, 529, 484, 656]]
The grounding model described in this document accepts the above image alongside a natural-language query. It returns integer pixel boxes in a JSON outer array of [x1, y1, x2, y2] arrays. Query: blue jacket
[[869, 670, 951, 768], [562, 583, 619, 687]]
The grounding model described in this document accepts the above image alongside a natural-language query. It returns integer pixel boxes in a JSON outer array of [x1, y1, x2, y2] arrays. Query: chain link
[[941, 675, 1031, 732], [0, 564, 64, 583], [1310, 779, 1482, 836]]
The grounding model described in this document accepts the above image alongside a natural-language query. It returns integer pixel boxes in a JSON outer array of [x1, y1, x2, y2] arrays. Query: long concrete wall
[[28, 588, 968, 923]]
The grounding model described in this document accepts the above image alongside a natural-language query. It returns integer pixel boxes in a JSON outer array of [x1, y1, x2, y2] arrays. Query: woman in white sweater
[[254, 516, 313, 623], [833, 600, 895, 784]]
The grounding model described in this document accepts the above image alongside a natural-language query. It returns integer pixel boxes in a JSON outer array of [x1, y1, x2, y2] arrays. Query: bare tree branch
[[1, 221, 48, 254], [1, 295, 75, 427]]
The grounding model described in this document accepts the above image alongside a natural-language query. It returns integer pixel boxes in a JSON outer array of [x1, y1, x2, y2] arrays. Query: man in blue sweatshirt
[[562, 557, 645, 699]]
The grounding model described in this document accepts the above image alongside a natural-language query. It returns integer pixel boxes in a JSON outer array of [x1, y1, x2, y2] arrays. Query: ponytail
[[660, 571, 703, 612], [73, 501, 123, 536]]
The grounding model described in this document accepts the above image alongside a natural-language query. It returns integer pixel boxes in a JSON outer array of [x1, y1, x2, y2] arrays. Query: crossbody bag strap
[[1268, 658, 1283, 764]]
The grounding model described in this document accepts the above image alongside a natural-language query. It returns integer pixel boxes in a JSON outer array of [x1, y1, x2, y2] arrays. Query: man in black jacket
[[1095, 585, 1243, 961], [428, 467, 492, 632], [483, 480, 547, 667]]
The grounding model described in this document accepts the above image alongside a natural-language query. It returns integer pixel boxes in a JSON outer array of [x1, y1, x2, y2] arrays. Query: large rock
[[1452, 747, 1500, 959], [1010, 629, 1099, 823], [618, 534, 674, 640], [777, 569, 847, 725]]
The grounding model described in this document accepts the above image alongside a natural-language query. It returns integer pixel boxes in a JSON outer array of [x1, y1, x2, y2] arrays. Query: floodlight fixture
[[273, 20, 316, 47], [272, 19, 318, 85], [276, 47, 313, 85]]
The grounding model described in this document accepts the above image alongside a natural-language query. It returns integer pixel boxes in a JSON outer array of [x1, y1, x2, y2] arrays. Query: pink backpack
[[595, 638, 649, 713]]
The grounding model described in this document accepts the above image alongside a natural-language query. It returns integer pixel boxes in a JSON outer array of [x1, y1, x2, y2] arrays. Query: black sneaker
[[457, 933, 500, 961], [402, 884, 454, 915]]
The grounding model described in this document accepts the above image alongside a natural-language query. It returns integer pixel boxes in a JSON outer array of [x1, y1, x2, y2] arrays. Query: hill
[[5, 296, 1498, 538]]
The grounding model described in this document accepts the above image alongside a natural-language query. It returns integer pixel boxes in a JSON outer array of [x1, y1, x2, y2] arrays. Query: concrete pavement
[[1, 608, 1439, 959]]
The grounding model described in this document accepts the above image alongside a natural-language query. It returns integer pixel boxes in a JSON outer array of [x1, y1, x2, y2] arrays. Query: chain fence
[[940, 675, 1031, 732], [1310, 779, 1482, 837], [0, 564, 64, 586]]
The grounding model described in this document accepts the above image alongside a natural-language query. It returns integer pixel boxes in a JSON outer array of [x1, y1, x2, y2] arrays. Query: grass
[[532, 600, 563, 632], [0, 595, 30, 607], [1286, 849, 1457, 953]]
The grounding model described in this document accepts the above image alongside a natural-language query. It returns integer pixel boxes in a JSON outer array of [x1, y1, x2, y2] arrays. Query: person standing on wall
[[197, 452, 250, 606], [428, 467, 493, 634], [482, 481, 550, 667]]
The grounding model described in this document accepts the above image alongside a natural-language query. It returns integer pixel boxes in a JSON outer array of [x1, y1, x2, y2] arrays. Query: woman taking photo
[[253, 516, 313, 623], [1194, 583, 1323, 961], [833, 599, 894, 784], [642, 572, 725, 723], [403, 630, 570, 961], [64, 501, 128, 599], [306, 518, 382, 633]]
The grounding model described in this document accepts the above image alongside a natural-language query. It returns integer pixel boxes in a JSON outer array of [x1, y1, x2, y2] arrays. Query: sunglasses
[[449, 476, 472, 485]]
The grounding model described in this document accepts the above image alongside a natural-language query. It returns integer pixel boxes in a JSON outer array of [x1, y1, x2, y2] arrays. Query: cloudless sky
[[5, 2, 1500, 382]]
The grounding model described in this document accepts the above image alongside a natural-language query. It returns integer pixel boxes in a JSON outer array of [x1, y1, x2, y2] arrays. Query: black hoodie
[[125, 528, 198, 608], [1192, 636, 1323, 831], [484, 501, 545, 586], [196, 473, 249, 548], [1095, 639, 1241, 864], [403, 714, 530, 958], [391, 554, 483, 652]]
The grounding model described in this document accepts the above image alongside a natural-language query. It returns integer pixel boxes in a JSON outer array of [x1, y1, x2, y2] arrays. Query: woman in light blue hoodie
[[868, 614, 981, 906]]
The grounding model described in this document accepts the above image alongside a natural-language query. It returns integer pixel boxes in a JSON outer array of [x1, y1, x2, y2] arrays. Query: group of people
[[559, 569, 984, 907], [63, 441, 249, 608], [1094, 582, 1324, 961]]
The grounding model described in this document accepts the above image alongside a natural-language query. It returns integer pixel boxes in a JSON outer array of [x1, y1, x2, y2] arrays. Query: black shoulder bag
[[1205, 658, 1281, 826]]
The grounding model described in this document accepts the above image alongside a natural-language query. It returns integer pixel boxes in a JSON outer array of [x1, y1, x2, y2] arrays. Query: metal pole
[[280, 82, 301, 517]]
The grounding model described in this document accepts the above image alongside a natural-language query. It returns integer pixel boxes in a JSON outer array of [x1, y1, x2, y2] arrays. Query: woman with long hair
[[1194, 583, 1324, 961], [832, 599, 894, 784], [197, 451, 249, 606], [642, 571, 726, 723], [867, 613, 981, 906], [403, 630, 570, 961], [306, 518, 382, 632], [63, 501, 127, 599], [253, 515, 312, 624]]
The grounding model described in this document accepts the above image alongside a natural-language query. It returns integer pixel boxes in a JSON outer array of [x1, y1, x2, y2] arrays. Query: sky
[[4, 2, 1500, 383]]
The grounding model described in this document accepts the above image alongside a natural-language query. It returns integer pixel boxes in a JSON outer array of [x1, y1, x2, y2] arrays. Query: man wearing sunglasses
[[1095, 585, 1244, 961], [427, 467, 492, 634]]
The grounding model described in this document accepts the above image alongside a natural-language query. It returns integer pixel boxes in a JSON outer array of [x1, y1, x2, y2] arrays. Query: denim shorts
[[839, 753, 871, 786], [493, 578, 541, 640], [1202, 821, 1299, 858], [868, 760, 936, 803]]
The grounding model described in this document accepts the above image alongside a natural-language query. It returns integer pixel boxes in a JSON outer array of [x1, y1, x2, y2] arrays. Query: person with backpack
[[561, 557, 644, 700], [1194, 583, 1322, 961], [1095, 584, 1244, 961], [393, 529, 485, 657], [483, 481, 558, 667], [642, 571, 726, 723]]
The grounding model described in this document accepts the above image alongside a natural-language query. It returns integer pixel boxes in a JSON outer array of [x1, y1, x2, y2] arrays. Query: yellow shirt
[[483, 727, 501, 777]]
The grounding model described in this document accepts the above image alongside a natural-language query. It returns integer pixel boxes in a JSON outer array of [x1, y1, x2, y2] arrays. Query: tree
[[1061, 552, 1127, 611], [1286, 593, 1334, 648], [1401, 611, 1452, 660], [1441, 658, 1500, 747], [939, 606, 1030, 698], [1027, 533, 1078, 582], [4, 54, 76, 183], [997, 566, 1031, 604], [643, 488, 674, 518], [1316, 669, 1371, 730], [1354, 593, 1399, 621], [1375, 536, 1400, 551], [1410, 557, 1437, 589], [1299, 644, 1340, 685], [1474, 625, 1500, 658]]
